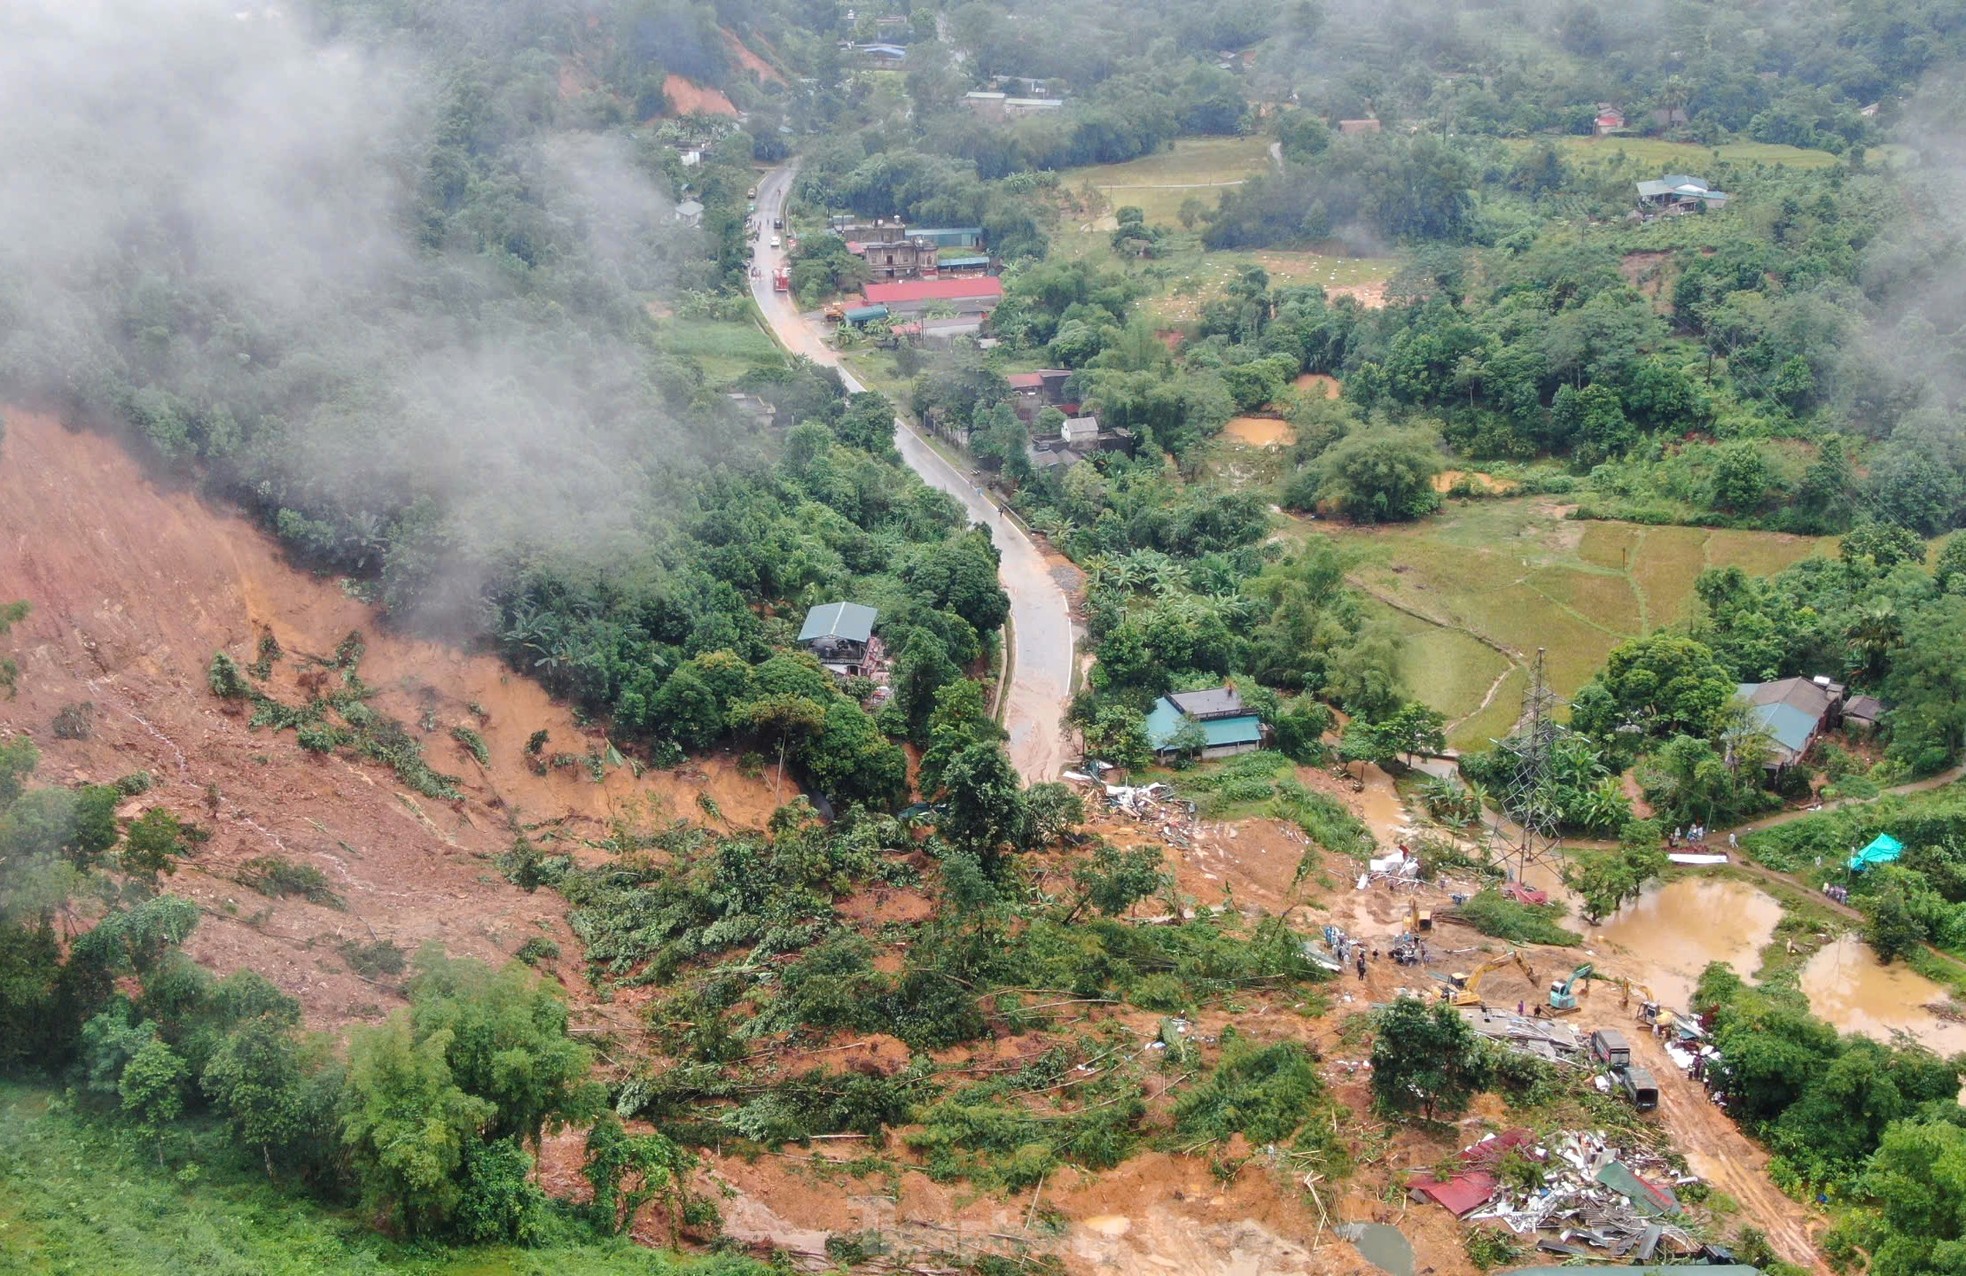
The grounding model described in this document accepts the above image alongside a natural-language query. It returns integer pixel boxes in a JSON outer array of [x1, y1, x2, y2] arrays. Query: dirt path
[[1627, 1028, 1830, 1274], [747, 164, 1077, 784]]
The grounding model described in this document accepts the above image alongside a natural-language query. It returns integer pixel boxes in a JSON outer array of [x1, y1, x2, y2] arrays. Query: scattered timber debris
[[1411, 1128, 1700, 1260]]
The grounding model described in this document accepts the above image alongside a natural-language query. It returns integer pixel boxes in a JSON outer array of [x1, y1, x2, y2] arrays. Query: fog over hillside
[[0, 0, 705, 628]]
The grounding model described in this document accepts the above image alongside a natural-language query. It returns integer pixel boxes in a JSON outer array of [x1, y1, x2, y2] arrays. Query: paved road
[[746, 165, 1076, 784]]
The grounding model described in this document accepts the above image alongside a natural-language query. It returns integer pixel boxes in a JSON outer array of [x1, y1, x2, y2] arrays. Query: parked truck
[[772, 268, 790, 293], [1620, 1065, 1660, 1111], [1589, 1028, 1631, 1070]]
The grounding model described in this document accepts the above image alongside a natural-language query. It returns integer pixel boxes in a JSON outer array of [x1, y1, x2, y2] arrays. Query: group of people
[[1666, 824, 1740, 850]]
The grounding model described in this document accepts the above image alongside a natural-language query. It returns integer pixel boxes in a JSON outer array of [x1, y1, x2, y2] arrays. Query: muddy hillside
[[0, 410, 779, 1028]]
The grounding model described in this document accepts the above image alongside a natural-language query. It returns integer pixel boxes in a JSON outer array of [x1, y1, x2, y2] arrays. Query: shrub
[[1465, 1226, 1521, 1270], [237, 856, 343, 908], [52, 702, 94, 740], [515, 937, 560, 966], [337, 938, 407, 981], [208, 652, 251, 699], [1454, 890, 1580, 946], [115, 771, 154, 796], [1172, 1032, 1327, 1146], [450, 726, 490, 766]]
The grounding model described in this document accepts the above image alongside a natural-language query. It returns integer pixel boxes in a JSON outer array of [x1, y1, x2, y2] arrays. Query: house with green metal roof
[[1145, 687, 1265, 760], [800, 602, 879, 676]]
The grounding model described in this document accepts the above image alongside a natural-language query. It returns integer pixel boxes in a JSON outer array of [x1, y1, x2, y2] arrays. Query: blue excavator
[[1548, 962, 1595, 1014]]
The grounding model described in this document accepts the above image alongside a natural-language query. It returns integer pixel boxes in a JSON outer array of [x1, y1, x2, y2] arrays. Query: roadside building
[[906, 226, 986, 250], [847, 236, 938, 282], [799, 602, 880, 677], [861, 276, 1004, 316], [1146, 687, 1266, 760]]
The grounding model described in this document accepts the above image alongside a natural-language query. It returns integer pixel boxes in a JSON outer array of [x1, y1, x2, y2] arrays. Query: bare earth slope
[[0, 409, 775, 1028]]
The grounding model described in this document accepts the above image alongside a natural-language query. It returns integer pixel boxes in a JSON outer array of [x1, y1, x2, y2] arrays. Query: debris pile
[[1083, 780, 1201, 848], [1456, 1008, 1586, 1065], [1412, 1129, 1699, 1261]]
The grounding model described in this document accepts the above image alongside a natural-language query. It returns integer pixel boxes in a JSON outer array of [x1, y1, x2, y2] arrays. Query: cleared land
[[655, 318, 785, 385], [1054, 138, 1397, 321], [1521, 135, 1847, 170], [1296, 499, 1835, 748]]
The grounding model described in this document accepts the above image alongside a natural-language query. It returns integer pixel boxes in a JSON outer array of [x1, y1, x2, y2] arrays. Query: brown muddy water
[[1799, 934, 1966, 1054], [1590, 877, 1784, 1010]]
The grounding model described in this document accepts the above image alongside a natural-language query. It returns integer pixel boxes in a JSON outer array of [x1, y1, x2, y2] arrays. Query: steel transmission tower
[[1497, 649, 1565, 886]]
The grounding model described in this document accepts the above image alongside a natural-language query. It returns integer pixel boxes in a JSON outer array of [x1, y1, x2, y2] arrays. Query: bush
[[236, 856, 343, 908], [51, 702, 94, 740], [337, 939, 407, 981], [450, 726, 490, 765], [208, 652, 251, 700], [114, 771, 154, 796], [1172, 1032, 1328, 1146], [515, 937, 560, 966], [1454, 890, 1580, 946]]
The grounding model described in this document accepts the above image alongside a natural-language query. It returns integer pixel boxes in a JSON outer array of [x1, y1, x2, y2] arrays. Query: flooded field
[[1590, 878, 1785, 1010], [1800, 935, 1966, 1054], [1222, 415, 1296, 448]]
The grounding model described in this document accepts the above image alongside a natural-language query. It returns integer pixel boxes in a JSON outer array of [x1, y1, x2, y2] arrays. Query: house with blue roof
[[1145, 687, 1265, 761], [1736, 675, 1846, 769]]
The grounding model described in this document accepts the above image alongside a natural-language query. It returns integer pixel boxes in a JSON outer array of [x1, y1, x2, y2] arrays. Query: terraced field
[[1300, 499, 1836, 749]]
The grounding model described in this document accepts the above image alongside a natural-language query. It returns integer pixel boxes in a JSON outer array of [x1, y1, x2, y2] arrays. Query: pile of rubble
[[1071, 777, 1202, 848], [1457, 1007, 1587, 1066], [1411, 1128, 1700, 1262]]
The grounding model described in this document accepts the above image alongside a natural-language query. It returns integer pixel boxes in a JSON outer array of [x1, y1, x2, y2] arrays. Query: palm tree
[[1845, 598, 1902, 681]]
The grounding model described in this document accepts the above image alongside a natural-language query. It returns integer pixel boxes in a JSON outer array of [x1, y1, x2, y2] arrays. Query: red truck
[[772, 268, 790, 293]]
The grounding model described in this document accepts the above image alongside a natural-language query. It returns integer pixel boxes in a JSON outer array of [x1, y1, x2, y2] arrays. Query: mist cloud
[[0, 0, 711, 628]]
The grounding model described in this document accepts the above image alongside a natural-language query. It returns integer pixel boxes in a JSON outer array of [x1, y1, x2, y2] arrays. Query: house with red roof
[[860, 276, 1004, 316]]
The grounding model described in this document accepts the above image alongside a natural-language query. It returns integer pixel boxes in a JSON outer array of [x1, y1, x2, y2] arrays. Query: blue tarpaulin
[[1849, 833, 1905, 872]]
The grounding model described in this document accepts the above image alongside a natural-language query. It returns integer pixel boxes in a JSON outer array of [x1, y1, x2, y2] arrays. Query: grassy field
[[0, 1085, 744, 1276], [1060, 135, 1276, 225], [1288, 499, 1836, 749], [1052, 138, 1398, 322], [654, 317, 785, 386], [1519, 135, 1848, 171]]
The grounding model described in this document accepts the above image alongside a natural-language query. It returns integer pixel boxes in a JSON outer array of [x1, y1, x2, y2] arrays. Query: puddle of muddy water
[[1800, 934, 1966, 1054], [1223, 416, 1296, 448], [1590, 877, 1783, 1010], [1337, 1222, 1414, 1276]]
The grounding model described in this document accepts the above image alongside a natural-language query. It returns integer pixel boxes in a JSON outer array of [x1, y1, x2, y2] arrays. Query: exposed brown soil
[[1294, 372, 1341, 399], [0, 409, 1828, 1272], [663, 74, 738, 118], [0, 410, 778, 1030], [722, 28, 786, 84]]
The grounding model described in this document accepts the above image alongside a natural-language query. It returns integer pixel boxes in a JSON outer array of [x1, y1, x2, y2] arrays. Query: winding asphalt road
[[746, 164, 1075, 784]]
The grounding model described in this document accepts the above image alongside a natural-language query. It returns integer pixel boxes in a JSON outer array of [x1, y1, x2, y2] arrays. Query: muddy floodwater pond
[[1337, 1222, 1414, 1276], [1800, 934, 1966, 1054], [1590, 877, 1784, 1010]]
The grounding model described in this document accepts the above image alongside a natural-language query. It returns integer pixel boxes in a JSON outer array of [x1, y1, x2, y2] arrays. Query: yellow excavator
[[1407, 897, 1433, 933], [1610, 976, 1674, 1029], [1440, 950, 1535, 1007]]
